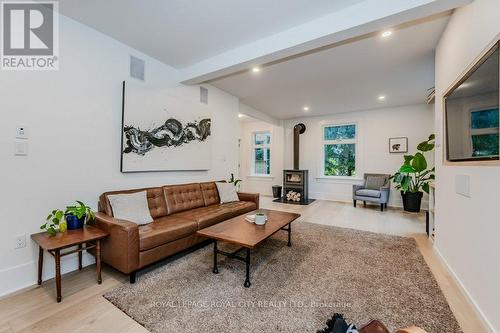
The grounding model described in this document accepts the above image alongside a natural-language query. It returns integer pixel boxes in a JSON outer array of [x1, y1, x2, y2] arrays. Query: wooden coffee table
[[197, 209, 300, 288], [31, 225, 108, 302]]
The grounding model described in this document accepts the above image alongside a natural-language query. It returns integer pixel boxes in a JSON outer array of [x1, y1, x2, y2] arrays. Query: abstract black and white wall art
[[121, 81, 212, 172]]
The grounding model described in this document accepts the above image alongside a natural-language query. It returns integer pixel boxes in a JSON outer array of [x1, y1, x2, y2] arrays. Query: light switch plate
[[14, 141, 29, 155], [455, 174, 471, 198], [16, 126, 28, 139]]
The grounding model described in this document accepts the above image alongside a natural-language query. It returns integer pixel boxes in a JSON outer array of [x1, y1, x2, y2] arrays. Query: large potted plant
[[391, 134, 435, 212]]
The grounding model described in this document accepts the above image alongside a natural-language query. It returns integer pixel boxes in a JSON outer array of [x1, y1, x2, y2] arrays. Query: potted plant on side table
[[391, 134, 435, 212], [41, 201, 95, 235]]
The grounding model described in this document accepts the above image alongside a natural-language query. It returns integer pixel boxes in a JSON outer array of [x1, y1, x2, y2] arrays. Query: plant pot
[[65, 214, 85, 230], [401, 191, 423, 212]]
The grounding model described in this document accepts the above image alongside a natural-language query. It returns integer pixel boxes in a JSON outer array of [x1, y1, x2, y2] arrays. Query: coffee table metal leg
[[37, 246, 43, 285], [55, 249, 61, 303], [213, 241, 219, 274], [288, 222, 292, 247], [244, 248, 251, 288]]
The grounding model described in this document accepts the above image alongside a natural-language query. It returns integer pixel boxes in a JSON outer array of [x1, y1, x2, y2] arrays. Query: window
[[322, 124, 356, 177], [252, 131, 271, 175], [470, 108, 499, 157]]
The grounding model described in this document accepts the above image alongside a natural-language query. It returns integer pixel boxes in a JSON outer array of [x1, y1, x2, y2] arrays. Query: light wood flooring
[[0, 198, 489, 333]]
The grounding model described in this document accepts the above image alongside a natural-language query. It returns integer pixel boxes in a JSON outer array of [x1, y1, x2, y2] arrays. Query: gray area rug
[[104, 222, 461, 333]]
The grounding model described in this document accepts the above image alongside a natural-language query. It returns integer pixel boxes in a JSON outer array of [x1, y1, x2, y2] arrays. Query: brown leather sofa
[[88, 182, 259, 282]]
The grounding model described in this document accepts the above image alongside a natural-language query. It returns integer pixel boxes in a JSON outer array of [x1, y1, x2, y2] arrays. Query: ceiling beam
[[180, 0, 472, 84]]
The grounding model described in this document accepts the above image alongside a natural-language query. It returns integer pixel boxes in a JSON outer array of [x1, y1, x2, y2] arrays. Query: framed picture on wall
[[120, 81, 212, 172], [389, 137, 408, 153]]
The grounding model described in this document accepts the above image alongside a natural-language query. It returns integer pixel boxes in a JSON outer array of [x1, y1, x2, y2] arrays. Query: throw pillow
[[365, 176, 387, 190], [107, 191, 153, 225], [216, 182, 240, 204]]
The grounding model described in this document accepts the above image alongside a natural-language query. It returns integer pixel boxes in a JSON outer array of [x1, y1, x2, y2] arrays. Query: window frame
[[468, 106, 499, 157], [320, 122, 358, 178], [251, 131, 272, 176]]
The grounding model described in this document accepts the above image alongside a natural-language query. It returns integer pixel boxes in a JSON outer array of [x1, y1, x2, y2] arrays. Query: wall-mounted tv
[[444, 41, 499, 162]]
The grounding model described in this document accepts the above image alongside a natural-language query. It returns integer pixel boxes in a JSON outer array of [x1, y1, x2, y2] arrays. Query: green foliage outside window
[[324, 144, 356, 176]]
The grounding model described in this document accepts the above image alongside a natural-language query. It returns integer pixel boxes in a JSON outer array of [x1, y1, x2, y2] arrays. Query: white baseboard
[[434, 247, 497, 333], [309, 191, 428, 209], [0, 252, 95, 298]]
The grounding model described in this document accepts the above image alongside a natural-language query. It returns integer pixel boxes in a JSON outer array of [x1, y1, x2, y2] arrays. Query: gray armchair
[[353, 173, 391, 211]]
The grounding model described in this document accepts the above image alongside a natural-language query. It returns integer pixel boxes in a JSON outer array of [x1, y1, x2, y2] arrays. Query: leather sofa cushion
[[356, 189, 381, 198], [139, 216, 197, 251], [172, 201, 257, 229], [200, 182, 220, 206], [163, 183, 205, 215], [172, 205, 233, 229], [221, 201, 257, 218], [100, 187, 168, 219]]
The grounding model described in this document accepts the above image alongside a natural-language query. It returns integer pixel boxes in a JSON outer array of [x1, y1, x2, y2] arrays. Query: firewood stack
[[286, 191, 301, 202]]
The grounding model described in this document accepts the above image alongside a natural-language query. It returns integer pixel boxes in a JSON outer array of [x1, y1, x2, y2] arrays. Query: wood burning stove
[[283, 169, 309, 201], [273, 123, 314, 205]]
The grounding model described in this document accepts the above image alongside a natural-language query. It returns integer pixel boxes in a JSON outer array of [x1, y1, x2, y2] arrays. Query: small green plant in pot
[[228, 173, 242, 187], [41, 209, 65, 236], [65, 201, 95, 230], [41, 201, 95, 235], [391, 134, 435, 212]]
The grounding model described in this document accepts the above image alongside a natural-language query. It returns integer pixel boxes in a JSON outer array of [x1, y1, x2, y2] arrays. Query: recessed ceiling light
[[381, 30, 393, 38], [378, 95, 386, 101], [303, 106, 310, 111], [238, 113, 244, 118], [252, 67, 261, 73]]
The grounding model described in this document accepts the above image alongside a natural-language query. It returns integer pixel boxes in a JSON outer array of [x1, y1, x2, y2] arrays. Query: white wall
[[239, 119, 284, 195], [283, 104, 434, 206], [0, 15, 241, 296], [434, 0, 500, 331]]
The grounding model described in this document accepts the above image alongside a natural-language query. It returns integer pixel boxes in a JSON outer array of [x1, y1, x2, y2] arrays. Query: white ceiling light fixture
[[303, 106, 310, 111], [381, 30, 393, 38], [252, 67, 261, 73], [378, 95, 386, 101]]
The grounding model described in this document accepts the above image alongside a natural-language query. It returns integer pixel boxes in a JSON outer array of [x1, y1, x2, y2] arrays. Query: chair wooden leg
[[363, 201, 366, 207], [55, 250, 61, 302], [78, 243, 83, 270], [37, 246, 43, 285], [353, 200, 356, 207], [96, 240, 102, 284], [380, 203, 384, 212]]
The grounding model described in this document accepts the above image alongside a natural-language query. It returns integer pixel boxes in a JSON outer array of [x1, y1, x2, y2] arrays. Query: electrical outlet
[[15, 234, 26, 249]]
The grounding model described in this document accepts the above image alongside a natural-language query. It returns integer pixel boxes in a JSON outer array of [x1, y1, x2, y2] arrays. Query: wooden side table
[[31, 225, 108, 302]]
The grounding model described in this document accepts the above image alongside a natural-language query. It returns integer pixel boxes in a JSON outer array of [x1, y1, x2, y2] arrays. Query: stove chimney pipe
[[293, 123, 306, 170]]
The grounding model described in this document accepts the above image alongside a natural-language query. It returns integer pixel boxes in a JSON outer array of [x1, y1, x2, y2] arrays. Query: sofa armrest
[[380, 186, 391, 203], [88, 212, 139, 274], [237, 192, 260, 209], [353, 184, 364, 197]]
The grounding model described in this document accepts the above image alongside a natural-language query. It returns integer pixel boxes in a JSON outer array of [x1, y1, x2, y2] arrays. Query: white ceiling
[[211, 15, 450, 119], [57, 0, 365, 68], [238, 114, 258, 123]]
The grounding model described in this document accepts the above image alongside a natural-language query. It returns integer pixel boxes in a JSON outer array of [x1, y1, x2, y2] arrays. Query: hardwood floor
[[0, 198, 488, 333]]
